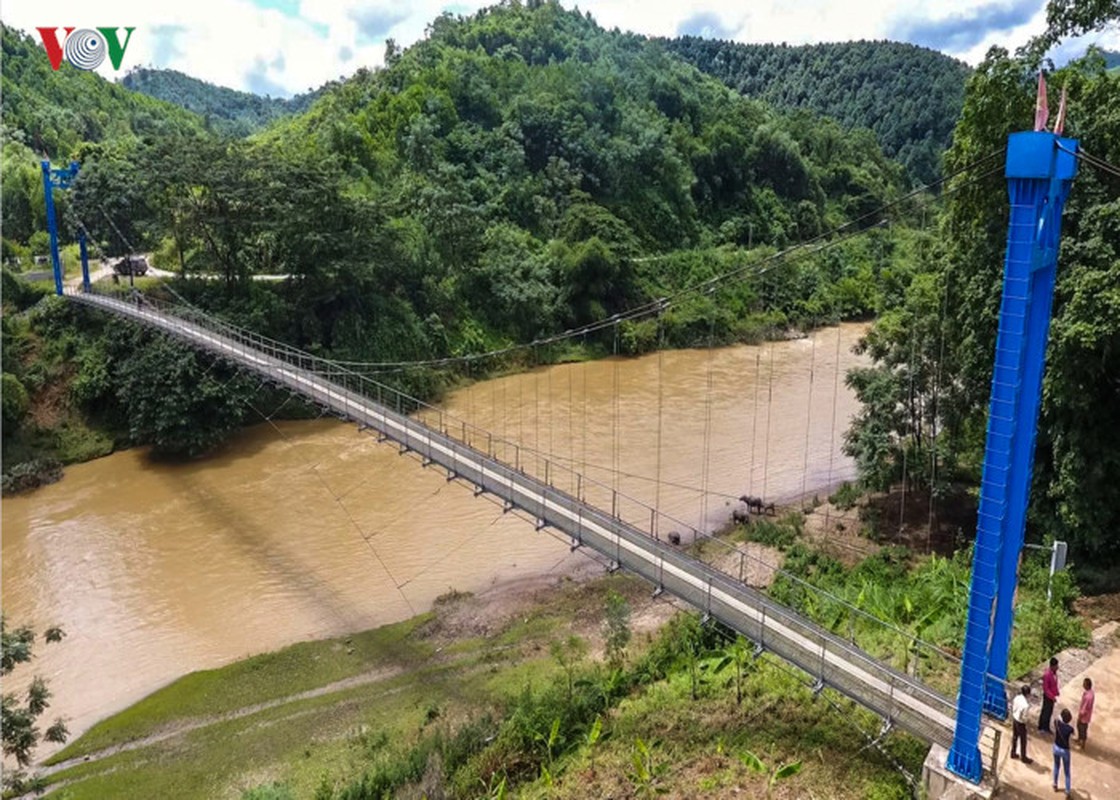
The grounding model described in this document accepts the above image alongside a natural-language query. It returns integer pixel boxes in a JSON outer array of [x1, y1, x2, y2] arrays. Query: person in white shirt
[[1011, 684, 1034, 764]]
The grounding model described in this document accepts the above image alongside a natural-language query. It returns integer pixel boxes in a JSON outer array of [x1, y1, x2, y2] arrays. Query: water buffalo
[[732, 507, 751, 525], [667, 531, 681, 546]]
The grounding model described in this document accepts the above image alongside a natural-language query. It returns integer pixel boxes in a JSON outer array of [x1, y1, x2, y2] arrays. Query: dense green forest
[[119, 68, 326, 137], [842, 40, 1120, 567], [0, 26, 204, 159], [662, 38, 970, 185], [0, 2, 921, 479], [3, 0, 1119, 576]]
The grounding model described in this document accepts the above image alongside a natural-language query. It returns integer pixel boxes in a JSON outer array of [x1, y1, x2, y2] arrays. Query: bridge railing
[[63, 286, 1017, 747]]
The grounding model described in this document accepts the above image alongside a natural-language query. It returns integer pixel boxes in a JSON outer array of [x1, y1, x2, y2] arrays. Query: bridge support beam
[[946, 132, 1077, 783]]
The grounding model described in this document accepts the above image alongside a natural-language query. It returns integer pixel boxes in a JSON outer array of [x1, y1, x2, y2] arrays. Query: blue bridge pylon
[[946, 131, 1079, 783]]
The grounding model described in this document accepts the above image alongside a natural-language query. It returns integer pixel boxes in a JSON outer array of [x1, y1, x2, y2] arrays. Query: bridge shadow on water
[[171, 458, 382, 634]]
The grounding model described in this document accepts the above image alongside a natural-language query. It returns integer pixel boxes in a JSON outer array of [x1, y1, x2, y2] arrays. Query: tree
[[550, 634, 588, 701], [1022, 0, 1120, 62], [843, 266, 956, 496], [1, 616, 68, 785], [712, 635, 756, 705], [1, 372, 29, 434], [109, 329, 250, 457]]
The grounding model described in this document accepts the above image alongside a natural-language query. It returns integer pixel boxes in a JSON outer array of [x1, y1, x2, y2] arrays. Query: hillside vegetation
[[119, 67, 326, 137], [1, 1, 924, 479], [663, 38, 970, 185], [0, 26, 204, 159], [840, 40, 1120, 567]]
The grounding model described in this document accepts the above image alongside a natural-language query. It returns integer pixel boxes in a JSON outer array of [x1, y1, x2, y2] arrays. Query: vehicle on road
[[112, 255, 149, 276]]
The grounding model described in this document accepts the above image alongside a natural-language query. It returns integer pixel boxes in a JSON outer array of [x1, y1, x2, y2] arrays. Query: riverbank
[[3, 322, 870, 759], [29, 571, 920, 800], [0, 270, 865, 499], [15, 495, 1095, 799]]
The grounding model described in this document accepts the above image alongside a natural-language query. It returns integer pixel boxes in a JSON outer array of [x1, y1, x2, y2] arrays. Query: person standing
[[1011, 685, 1034, 763], [1053, 708, 1074, 797], [1077, 677, 1095, 748], [1040, 657, 1060, 733]]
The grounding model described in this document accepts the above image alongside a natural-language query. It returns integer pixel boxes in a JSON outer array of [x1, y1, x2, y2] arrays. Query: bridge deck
[[68, 290, 993, 763]]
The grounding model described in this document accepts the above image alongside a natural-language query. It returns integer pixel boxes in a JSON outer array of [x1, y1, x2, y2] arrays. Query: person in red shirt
[[1040, 657, 1060, 733], [1078, 677, 1095, 748]]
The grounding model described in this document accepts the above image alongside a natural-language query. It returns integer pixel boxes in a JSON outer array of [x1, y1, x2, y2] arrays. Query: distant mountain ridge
[[1, 25, 205, 158], [662, 38, 971, 184], [116, 35, 971, 183], [119, 68, 329, 137]]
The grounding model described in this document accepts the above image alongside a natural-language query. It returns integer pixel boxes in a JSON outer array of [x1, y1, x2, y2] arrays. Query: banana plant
[[740, 749, 804, 798], [711, 636, 755, 705], [628, 737, 669, 797]]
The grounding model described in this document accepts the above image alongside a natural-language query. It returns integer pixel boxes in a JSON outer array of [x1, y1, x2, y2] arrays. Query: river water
[[1, 323, 868, 750]]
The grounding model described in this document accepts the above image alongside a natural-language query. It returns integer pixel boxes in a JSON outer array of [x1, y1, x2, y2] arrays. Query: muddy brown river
[[1, 323, 868, 754]]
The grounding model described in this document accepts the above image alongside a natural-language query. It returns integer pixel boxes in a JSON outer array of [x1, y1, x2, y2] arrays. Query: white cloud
[[2, 0, 1115, 98]]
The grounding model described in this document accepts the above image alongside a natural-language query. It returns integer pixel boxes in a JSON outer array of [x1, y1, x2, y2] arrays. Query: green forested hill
[[3, 1, 921, 469], [119, 68, 326, 137], [663, 38, 970, 184], [1, 25, 209, 256], [0, 26, 204, 158], [266, 2, 904, 255]]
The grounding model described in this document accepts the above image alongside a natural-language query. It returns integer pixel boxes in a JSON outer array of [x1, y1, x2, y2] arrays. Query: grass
[[46, 614, 434, 763], [39, 573, 921, 800], [510, 653, 917, 800]]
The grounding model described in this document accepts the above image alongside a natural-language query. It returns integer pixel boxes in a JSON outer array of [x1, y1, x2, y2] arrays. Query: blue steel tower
[[946, 131, 1078, 783], [40, 160, 80, 296]]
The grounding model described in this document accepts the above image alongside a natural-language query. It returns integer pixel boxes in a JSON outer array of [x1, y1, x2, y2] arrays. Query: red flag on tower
[[1034, 72, 1049, 131], [1054, 86, 1068, 135]]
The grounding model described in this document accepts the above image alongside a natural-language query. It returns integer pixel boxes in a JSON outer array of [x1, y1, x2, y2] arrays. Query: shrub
[[828, 481, 861, 510], [745, 517, 800, 550], [241, 784, 295, 800], [1, 458, 63, 495], [2, 372, 30, 430]]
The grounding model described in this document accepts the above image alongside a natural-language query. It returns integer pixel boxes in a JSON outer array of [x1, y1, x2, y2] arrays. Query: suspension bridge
[[63, 284, 977, 752], [37, 126, 1105, 789]]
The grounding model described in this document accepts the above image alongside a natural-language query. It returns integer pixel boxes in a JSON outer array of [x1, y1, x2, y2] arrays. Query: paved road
[[64, 261, 288, 288]]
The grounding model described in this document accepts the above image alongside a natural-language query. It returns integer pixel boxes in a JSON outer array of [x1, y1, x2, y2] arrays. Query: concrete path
[[998, 624, 1120, 799]]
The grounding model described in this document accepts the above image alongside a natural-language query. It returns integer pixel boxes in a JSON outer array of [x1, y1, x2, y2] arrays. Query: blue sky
[[4, 1, 1116, 97]]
